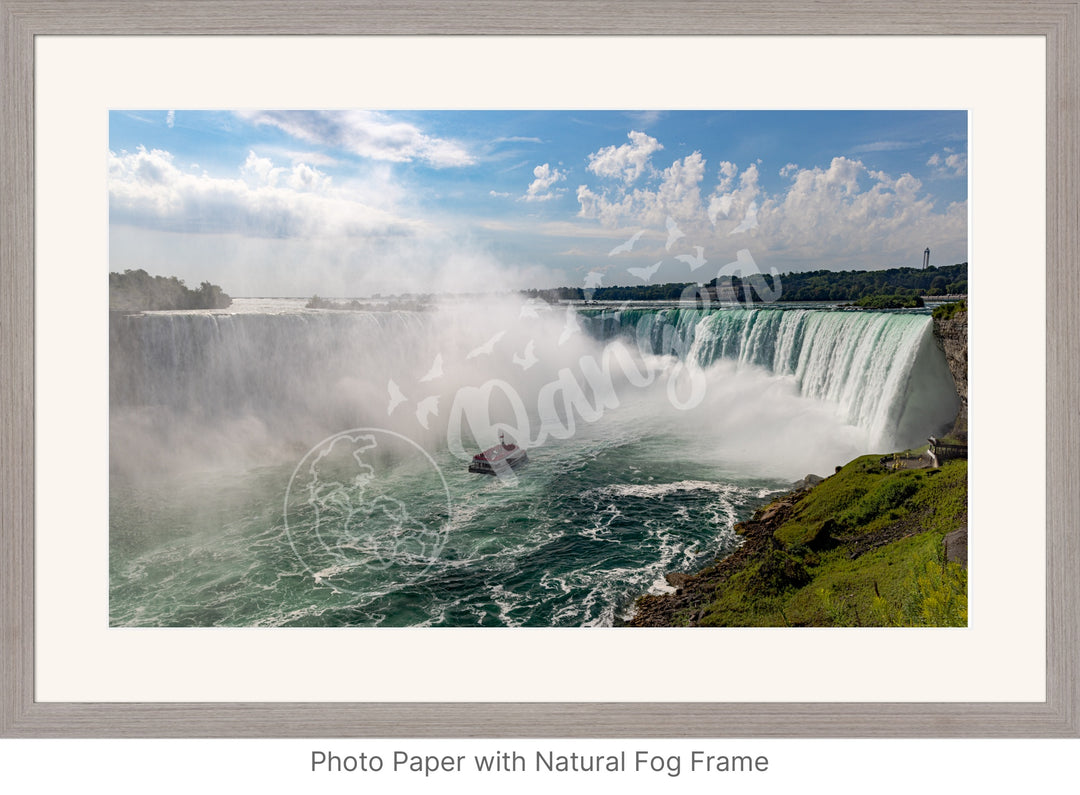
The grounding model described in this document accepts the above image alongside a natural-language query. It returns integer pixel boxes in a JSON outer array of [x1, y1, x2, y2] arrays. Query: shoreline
[[622, 450, 968, 627], [620, 302, 969, 628], [621, 476, 818, 627]]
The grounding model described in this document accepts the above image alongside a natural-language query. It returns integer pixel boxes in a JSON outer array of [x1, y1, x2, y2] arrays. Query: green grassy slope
[[678, 456, 968, 627]]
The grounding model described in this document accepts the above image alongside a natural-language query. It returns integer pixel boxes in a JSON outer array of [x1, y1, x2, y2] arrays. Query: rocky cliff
[[932, 304, 968, 439], [624, 454, 969, 628]]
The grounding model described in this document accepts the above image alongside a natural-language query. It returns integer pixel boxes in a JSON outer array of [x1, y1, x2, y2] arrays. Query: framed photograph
[[2, 1, 1077, 738]]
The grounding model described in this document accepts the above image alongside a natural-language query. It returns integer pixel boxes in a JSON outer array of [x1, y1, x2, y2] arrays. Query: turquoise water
[[109, 299, 958, 627], [110, 426, 776, 627]]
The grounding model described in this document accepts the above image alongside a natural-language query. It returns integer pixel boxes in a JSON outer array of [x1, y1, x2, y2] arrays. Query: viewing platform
[[927, 436, 968, 467]]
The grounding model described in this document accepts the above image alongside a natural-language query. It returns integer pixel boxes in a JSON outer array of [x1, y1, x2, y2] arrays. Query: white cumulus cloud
[[586, 130, 663, 184], [576, 138, 966, 270], [524, 163, 566, 202], [578, 151, 707, 230], [753, 157, 964, 263], [109, 146, 417, 239], [708, 163, 760, 228], [928, 149, 967, 177]]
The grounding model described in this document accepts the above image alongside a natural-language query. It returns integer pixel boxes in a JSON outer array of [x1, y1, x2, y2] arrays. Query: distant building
[[923, 247, 930, 269]]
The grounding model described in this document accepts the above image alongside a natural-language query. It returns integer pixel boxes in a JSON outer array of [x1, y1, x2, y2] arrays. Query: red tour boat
[[468, 431, 529, 475]]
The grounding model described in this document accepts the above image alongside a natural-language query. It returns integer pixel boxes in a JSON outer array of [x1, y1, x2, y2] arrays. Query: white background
[[12, 33, 1068, 791], [3, 738, 1077, 793]]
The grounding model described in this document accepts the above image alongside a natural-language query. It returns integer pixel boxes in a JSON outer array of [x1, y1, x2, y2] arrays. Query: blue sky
[[109, 110, 967, 297]]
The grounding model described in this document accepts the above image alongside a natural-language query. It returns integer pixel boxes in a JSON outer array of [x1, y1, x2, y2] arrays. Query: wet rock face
[[933, 310, 968, 437]]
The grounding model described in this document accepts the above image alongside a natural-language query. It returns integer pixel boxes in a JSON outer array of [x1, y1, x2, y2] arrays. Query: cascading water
[[109, 299, 961, 627], [581, 307, 959, 451]]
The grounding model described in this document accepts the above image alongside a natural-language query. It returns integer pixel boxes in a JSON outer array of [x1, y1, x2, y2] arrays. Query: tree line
[[109, 269, 232, 311], [520, 263, 967, 304], [748, 263, 967, 302]]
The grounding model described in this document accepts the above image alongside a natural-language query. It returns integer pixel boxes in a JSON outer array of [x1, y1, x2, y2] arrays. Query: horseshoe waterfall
[[109, 299, 960, 627]]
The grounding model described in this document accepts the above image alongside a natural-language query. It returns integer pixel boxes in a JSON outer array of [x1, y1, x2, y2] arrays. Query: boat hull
[[468, 446, 529, 475]]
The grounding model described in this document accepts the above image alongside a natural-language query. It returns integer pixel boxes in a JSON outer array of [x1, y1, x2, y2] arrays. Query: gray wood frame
[[2, 0, 1077, 738]]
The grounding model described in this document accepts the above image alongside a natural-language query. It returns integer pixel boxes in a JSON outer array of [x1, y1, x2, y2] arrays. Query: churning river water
[[109, 298, 958, 626]]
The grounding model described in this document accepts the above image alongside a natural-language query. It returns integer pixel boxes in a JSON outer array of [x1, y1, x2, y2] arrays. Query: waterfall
[[110, 303, 960, 469], [582, 307, 959, 450], [110, 310, 429, 417]]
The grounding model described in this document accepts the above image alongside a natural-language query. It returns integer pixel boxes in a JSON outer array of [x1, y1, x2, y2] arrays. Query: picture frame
[[2, 0, 1077, 738]]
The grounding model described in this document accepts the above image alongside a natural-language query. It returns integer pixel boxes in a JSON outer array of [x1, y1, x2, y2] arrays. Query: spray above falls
[[108, 299, 964, 628], [110, 301, 960, 479], [584, 307, 960, 452]]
